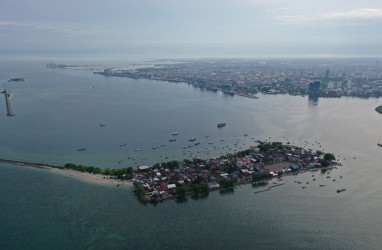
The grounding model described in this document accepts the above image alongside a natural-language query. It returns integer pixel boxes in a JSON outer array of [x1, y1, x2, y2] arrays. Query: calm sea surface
[[1, 60, 382, 249]]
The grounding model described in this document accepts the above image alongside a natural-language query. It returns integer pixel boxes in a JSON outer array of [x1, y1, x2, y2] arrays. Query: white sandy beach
[[48, 167, 133, 186]]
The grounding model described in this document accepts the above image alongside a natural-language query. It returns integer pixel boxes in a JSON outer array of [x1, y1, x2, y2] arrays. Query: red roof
[[160, 182, 168, 189]]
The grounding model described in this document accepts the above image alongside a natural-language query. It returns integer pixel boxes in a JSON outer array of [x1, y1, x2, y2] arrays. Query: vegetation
[[257, 141, 283, 152], [323, 153, 336, 161], [236, 149, 253, 158], [133, 181, 146, 200], [191, 176, 209, 193], [219, 178, 236, 188], [161, 160, 179, 170], [175, 185, 188, 197], [252, 172, 271, 182], [375, 105, 382, 115], [64, 163, 134, 180]]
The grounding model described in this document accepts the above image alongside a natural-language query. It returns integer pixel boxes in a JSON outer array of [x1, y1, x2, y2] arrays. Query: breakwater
[[0, 158, 64, 169]]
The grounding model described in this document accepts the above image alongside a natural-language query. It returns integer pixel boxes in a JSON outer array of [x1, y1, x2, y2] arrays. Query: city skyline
[[1, 0, 382, 59]]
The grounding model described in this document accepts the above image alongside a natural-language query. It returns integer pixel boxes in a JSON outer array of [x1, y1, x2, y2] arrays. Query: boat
[[189, 138, 196, 142], [8, 78, 25, 82], [120, 143, 127, 147], [135, 148, 142, 152], [100, 123, 106, 127], [217, 123, 226, 128], [77, 148, 86, 151], [206, 87, 218, 92], [169, 139, 176, 142], [223, 90, 235, 96], [337, 188, 346, 193], [171, 132, 179, 136]]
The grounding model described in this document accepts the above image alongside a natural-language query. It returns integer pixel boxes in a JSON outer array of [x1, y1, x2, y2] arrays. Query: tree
[[191, 181, 209, 193], [323, 153, 335, 161], [166, 160, 179, 170], [133, 182, 146, 200], [175, 185, 188, 197], [252, 172, 271, 182], [219, 178, 236, 188]]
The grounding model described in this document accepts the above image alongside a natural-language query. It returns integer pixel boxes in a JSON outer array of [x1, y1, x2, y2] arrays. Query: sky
[[1, 0, 382, 59]]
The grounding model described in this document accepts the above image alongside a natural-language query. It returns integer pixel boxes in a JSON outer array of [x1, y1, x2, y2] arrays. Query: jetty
[[0, 158, 64, 169], [1, 89, 14, 116]]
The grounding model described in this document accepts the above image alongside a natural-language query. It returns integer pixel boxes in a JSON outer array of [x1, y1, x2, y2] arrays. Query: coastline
[[0, 158, 133, 187], [50, 168, 133, 187], [375, 105, 382, 114]]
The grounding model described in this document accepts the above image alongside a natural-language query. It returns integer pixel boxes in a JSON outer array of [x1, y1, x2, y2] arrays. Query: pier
[[1, 89, 14, 116]]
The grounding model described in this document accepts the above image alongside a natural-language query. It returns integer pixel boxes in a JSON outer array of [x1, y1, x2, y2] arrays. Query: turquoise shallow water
[[1, 60, 382, 249]]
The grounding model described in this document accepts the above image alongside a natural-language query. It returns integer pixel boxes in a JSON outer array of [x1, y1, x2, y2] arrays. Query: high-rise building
[[308, 81, 320, 95], [324, 68, 330, 84]]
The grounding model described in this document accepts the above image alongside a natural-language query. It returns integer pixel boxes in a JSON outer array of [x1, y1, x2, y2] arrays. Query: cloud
[[275, 8, 382, 22], [0, 20, 99, 34]]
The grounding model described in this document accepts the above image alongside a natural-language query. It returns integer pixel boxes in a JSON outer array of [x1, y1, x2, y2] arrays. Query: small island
[[63, 141, 339, 203], [1, 141, 340, 204], [375, 105, 382, 114]]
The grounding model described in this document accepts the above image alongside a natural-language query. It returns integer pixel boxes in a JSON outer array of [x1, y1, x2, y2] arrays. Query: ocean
[[1, 60, 382, 249]]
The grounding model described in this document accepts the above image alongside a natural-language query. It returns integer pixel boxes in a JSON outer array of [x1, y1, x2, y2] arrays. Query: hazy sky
[[1, 0, 382, 59]]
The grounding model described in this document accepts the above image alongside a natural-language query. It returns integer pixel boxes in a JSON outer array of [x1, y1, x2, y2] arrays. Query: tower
[[1, 89, 15, 116], [324, 68, 330, 84]]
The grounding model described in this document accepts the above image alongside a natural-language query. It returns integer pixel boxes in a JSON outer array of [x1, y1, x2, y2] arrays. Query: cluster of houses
[[132, 142, 337, 202]]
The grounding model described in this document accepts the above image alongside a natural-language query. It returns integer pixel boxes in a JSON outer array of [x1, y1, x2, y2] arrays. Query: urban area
[[91, 59, 382, 98]]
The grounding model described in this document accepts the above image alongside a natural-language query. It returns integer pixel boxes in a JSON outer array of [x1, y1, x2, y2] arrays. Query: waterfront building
[[308, 81, 321, 95]]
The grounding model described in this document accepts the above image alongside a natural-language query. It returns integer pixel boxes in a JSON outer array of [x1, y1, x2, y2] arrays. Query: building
[[308, 81, 320, 95]]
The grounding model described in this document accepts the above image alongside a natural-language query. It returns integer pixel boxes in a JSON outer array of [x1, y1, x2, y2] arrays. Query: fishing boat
[[217, 122, 226, 128], [169, 139, 176, 142], [171, 132, 179, 136], [189, 138, 196, 142], [77, 148, 86, 151]]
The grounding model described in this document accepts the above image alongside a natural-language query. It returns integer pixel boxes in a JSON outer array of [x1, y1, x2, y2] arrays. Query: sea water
[[1, 60, 382, 249]]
